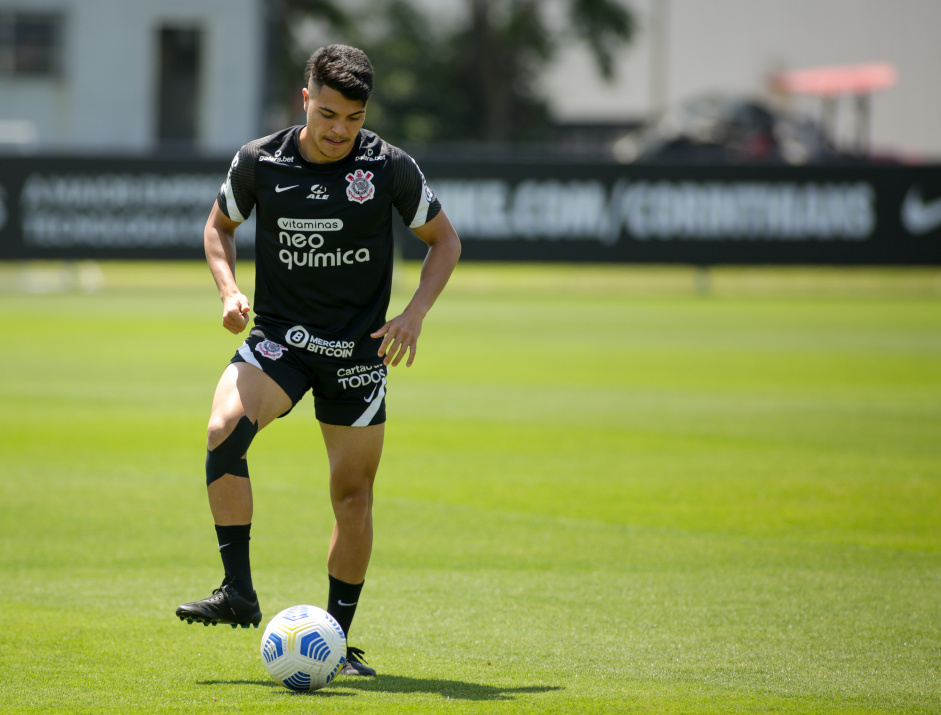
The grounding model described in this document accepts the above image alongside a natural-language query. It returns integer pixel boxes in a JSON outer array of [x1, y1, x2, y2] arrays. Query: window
[[156, 26, 203, 149], [0, 11, 63, 77]]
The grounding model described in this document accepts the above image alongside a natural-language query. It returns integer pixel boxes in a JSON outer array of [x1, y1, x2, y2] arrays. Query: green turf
[[0, 262, 939, 714]]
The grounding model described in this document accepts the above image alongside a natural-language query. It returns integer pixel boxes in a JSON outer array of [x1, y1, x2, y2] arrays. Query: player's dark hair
[[304, 44, 374, 104]]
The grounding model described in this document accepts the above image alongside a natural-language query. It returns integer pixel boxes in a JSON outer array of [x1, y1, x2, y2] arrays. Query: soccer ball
[[260, 605, 347, 691]]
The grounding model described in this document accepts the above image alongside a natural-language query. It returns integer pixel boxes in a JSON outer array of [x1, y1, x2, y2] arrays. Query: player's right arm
[[207, 144, 258, 334], [204, 199, 251, 334]]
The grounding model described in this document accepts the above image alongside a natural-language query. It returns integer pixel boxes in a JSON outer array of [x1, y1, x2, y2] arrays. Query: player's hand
[[222, 292, 251, 334], [371, 311, 423, 367]]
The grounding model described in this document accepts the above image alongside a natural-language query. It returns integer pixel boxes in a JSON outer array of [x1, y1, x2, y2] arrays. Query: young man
[[175, 45, 461, 677]]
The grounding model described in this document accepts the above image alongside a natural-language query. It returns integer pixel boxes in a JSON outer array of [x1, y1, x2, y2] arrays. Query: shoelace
[[347, 646, 369, 664]]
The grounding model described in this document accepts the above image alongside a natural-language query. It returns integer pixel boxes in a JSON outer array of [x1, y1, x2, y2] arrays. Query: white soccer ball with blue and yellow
[[260, 605, 347, 691]]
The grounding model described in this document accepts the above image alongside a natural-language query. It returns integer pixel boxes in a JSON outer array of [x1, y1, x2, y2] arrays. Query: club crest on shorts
[[346, 169, 375, 204], [256, 340, 286, 360]]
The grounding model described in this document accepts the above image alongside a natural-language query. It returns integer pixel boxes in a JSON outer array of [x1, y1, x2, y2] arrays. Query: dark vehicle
[[612, 94, 888, 165]]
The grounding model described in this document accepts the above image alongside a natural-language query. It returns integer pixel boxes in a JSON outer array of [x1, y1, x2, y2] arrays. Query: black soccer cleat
[[338, 646, 376, 677], [176, 580, 261, 628]]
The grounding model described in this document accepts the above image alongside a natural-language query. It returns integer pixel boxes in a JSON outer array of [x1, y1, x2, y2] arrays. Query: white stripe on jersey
[[409, 179, 431, 228], [238, 342, 262, 370], [409, 157, 433, 228], [223, 177, 246, 223], [352, 377, 386, 427]]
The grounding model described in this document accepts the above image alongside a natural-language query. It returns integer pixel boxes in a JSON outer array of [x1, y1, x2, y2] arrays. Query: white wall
[[0, 0, 264, 154], [3, 0, 939, 159], [541, 0, 941, 159]]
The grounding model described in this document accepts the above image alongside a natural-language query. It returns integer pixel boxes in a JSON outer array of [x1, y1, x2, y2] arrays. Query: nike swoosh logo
[[275, 184, 299, 193], [901, 186, 941, 235], [363, 382, 383, 403], [337, 600, 358, 607]]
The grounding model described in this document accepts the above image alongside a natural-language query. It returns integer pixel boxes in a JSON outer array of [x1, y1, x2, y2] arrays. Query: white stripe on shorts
[[238, 342, 262, 370], [351, 377, 386, 427]]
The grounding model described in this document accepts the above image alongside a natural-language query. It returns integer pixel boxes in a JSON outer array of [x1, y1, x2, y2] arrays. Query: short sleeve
[[216, 144, 258, 223], [389, 149, 442, 229]]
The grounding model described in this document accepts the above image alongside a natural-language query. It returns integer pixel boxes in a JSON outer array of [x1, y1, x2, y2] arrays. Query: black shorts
[[230, 327, 387, 426]]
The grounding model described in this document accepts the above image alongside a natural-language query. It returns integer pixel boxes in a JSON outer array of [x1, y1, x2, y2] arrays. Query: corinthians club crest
[[346, 169, 375, 204]]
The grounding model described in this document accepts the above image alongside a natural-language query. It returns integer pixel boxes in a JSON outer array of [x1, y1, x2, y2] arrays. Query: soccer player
[[175, 45, 461, 677]]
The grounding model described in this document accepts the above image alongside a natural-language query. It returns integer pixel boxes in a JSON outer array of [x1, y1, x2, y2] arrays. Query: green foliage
[[1, 263, 940, 713], [269, 0, 636, 143], [264, 0, 356, 127], [444, 0, 556, 142], [569, 0, 635, 79], [342, 0, 465, 145]]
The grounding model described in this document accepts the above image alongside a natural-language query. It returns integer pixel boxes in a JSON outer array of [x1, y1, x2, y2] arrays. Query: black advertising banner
[[1, 154, 939, 264], [0, 155, 255, 260], [410, 161, 941, 264]]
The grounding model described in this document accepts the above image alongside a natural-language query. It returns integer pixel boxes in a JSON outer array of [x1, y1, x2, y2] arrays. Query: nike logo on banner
[[275, 184, 299, 193], [901, 187, 941, 235]]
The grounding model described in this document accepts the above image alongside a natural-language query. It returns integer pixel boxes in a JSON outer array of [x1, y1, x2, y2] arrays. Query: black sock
[[215, 524, 253, 596], [327, 575, 364, 639]]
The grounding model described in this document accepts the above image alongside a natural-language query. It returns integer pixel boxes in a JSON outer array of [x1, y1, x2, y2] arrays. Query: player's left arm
[[371, 210, 461, 368]]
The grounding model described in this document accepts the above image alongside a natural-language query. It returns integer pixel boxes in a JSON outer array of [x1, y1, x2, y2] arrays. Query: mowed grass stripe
[[0, 261, 938, 713]]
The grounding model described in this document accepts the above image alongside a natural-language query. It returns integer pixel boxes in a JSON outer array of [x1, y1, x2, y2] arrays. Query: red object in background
[[772, 63, 898, 155], [772, 63, 897, 97]]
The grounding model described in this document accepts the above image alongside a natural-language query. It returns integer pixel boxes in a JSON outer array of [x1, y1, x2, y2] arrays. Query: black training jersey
[[216, 126, 441, 360]]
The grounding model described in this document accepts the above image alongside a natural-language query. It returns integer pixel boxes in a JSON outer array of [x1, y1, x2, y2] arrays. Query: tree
[[340, 0, 469, 145], [265, 0, 636, 144], [455, 0, 555, 142], [262, 0, 353, 132]]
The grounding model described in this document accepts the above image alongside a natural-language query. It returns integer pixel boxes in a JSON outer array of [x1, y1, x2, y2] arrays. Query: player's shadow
[[200, 677, 561, 701], [338, 675, 562, 702], [198, 680, 355, 698]]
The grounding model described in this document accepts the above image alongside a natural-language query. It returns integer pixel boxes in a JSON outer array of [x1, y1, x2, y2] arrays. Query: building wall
[[0, 0, 264, 154], [3, 0, 938, 160], [542, 0, 941, 160]]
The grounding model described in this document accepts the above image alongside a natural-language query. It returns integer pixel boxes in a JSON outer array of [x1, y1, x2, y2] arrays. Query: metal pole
[[650, 0, 670, 116], [855, 93, 870, 155]]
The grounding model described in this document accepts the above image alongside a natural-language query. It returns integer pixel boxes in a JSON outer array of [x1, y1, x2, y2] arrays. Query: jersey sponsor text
[[276, 216, 367, 270], [278, 246, 371, 270], [335, 365, 387, 390], [277, 218, 342, 231], [286, 326, 355, 357]]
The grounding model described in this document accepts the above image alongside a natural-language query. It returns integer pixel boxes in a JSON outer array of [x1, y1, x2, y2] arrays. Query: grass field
[[0, 261, 939, 714]]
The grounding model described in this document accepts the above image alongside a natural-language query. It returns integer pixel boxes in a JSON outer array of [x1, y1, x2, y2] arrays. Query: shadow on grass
[[198, 680, 355, 698], [339, 675, 562, 702], [199, 676, 562, 701]]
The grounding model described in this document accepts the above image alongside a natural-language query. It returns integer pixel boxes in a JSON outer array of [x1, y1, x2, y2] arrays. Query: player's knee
[[206, 415, 258, 485], [207, 413, 238, 450], [332, 485, 373, 528]]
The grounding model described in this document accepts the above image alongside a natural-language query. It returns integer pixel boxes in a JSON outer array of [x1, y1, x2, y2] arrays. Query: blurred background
[[1, 0, 940, 265], [2, 0, 941, 160]]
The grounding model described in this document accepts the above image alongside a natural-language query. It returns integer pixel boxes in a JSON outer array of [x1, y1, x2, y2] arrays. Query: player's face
[[300, 83, 367, 163]]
